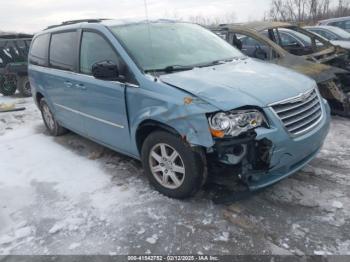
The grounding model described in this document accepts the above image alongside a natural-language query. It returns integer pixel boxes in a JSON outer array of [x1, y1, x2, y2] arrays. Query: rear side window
[[29, 34, 50, 66], [49, 31, 76, 71], [80, 31, 120, 75], [331, 20, 350, 30]]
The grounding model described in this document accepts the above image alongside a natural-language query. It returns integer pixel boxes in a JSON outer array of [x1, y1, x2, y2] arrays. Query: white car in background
[[305, 25, 350, 50], [317, 16, 350, 32]]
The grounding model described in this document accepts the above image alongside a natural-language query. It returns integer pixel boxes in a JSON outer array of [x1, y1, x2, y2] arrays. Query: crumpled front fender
[[126, 84, 218, 157]]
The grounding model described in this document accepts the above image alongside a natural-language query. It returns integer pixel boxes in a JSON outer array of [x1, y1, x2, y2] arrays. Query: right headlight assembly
[[208, 109, 266, 138]]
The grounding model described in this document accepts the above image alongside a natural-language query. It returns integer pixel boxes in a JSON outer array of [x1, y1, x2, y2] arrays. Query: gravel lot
[[0, 95, 349, 255]]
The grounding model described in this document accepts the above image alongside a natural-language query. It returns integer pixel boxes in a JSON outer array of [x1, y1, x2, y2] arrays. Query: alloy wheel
[[149, 143, 186, 189]]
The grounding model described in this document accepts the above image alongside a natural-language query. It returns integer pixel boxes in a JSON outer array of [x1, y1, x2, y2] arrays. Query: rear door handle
[[64, 81, 73, 88], [75, 83, 87, 90]]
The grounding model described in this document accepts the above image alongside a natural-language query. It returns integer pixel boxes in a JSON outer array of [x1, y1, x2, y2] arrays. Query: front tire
[[39, 98, 67, 136], [141, 131, 205, 199]]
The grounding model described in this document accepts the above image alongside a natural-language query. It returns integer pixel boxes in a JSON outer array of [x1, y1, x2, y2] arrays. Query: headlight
[[208, 110, 265, 138]]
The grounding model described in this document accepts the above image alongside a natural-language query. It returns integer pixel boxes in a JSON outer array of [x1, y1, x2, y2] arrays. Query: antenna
[[143, 0, 156, 78]]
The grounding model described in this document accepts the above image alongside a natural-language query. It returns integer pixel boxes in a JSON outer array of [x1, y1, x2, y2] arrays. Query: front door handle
[[64, 81, 73, 88], [75, 83, 87, 90]]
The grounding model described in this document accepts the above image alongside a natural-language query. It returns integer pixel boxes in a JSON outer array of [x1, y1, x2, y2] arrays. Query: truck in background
[[0, 33, 33, 97]]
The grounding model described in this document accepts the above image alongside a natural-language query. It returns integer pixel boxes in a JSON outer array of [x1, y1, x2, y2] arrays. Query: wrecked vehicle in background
[[212, 23, 350, 117], [29, 19, 330, 199], [0, 33, 33, 97]]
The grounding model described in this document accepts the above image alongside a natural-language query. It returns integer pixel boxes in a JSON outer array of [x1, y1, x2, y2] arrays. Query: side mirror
[[92, 61, 124, 81]]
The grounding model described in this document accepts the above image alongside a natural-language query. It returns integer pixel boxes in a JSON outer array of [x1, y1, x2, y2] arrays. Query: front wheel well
[[36, 92, 44, 105], [136, 120, 182, 154]]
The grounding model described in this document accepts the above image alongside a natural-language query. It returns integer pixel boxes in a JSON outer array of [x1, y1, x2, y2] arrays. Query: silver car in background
[[305, 25, 350, 50], [318, 16, 350, 32]]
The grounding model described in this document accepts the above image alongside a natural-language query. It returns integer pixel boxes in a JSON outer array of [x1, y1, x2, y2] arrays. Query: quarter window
[[49, 31, 76, 71], [80, 32, 120, 75], [29, 34, 50, 66]]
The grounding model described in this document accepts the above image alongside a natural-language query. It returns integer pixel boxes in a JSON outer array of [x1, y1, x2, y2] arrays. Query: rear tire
[[17, 76, 32, 97], [39, 98, 68, 136], [0, 75, 17, 96], [141, 131, 205, 199]]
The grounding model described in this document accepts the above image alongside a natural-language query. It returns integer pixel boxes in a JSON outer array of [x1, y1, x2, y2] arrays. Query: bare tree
[[187, 12, 236, 26], [268, 0, 350, 24]]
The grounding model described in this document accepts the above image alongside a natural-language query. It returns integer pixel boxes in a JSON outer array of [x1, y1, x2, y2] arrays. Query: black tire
[[141, 131, 205, 199], [17, 76, 32, 97], [39, 98, 68, 136], [0, 75, 17, 96]]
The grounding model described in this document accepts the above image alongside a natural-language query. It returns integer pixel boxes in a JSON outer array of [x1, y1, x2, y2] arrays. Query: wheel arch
[[135, 120, 183, 154], [35, 91, 44, 106]]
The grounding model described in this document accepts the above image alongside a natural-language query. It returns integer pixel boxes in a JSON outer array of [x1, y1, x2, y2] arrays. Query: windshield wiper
[[145, 65, 195, 73], [198, 58, 236, 68]]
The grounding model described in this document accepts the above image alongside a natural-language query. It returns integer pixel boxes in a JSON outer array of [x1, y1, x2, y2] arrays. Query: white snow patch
[[214, 232, 230, 242], [0, 226, 33, 245], [137, 228, 146, 235], [68, 243, 81, 250], [314, 250, 333, 255], [332, 201, 344, 209], [146, 234, 158, 244]]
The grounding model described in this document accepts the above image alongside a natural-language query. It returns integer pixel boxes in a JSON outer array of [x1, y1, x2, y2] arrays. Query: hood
[[330, 40, 350, 50], [160, 58, 316, 111]]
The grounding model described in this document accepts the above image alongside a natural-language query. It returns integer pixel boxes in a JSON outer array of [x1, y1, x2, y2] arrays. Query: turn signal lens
[[210, 128, 225, 138]]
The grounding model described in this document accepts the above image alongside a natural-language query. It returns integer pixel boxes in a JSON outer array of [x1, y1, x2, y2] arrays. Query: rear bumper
[[247, 98, 331, 190]]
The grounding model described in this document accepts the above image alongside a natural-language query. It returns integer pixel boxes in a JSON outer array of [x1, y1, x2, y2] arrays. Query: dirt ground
[[0, 96, 349, 255]]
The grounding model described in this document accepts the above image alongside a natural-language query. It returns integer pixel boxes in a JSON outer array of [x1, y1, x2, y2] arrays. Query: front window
[[80, 32, 121, 75], [109, 22, 244, 72]]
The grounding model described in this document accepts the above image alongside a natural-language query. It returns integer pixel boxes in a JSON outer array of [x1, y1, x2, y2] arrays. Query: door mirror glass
[[92, 60, 123, 81]]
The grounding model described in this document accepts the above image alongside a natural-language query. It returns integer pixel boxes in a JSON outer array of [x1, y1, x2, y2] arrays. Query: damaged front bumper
[[209, 99, 331, 191]]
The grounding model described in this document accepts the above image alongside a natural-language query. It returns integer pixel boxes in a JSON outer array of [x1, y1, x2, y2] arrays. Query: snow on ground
[[0, 95, 349, 255]]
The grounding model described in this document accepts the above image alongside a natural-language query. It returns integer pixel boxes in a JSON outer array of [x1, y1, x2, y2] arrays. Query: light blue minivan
[[29, 19, 331, 199]]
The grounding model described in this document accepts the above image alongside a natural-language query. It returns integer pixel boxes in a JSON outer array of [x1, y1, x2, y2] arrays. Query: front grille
[[271, 89, 323, 136]]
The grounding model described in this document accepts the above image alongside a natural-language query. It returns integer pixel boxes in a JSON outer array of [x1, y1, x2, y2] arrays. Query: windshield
[[328, 26, 350, 39], [109, 22, 244, 72]]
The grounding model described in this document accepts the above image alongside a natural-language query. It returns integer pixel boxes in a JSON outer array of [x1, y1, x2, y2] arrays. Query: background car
[[304, 25, 350, 50], [318, 16, 350, 32]]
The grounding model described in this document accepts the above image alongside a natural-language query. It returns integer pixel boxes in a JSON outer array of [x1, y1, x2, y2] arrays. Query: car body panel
[[160, 58, 315, 110], [248, 98, 330, 190], [330, 40, 350, 49]]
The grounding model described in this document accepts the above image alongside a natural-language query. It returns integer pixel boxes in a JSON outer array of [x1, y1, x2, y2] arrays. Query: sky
[[0, 0, 271, 33]]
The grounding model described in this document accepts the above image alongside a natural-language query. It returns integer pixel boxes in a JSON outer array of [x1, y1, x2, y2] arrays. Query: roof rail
[[0, 33, 33, 39], [45, 18, 110, 30]]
